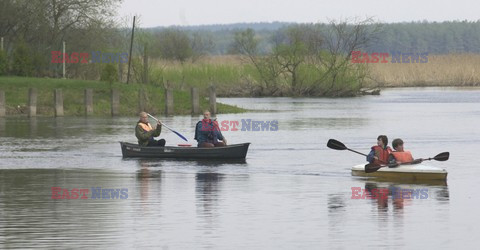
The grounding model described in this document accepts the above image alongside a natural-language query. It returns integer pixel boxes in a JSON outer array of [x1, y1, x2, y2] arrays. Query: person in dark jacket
[[194, 110, 227, 147], [135, 112, 166, 147]]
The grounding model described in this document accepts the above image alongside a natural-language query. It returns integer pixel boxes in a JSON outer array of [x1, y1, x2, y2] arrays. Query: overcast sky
[[118, 0, 479, 27]]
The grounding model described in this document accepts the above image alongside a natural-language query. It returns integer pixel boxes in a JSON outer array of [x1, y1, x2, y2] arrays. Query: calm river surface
[[0, 87, 479, 249]]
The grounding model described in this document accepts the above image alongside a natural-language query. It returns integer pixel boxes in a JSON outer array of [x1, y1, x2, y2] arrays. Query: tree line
[[161, 20, 480, 55], [1, 0, 479, 96]]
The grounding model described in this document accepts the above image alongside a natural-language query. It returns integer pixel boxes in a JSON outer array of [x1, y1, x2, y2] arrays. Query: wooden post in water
[[209, 85, 217, 115], [28, 88, 37, 117], [111, 89, 120, 116], [191, 87, 199, 115], [84, 89, 93, 115], [165, 88, 174, 116], [0, 90, 5, 117], [138, 88, 146, 112], [54, 89, 64, 117]]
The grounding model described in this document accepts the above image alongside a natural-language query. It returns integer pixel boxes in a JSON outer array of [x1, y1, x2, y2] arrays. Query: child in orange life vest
[[388, 138, 422, 166], [366, 135, 392, 165]]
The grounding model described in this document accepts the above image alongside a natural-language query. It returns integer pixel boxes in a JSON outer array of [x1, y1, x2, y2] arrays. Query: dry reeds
[[366, 54, 480, 87]]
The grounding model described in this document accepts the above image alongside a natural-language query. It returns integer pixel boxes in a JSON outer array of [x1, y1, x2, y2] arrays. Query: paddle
[[364, 152, 449, 173], [327, 139, 371, 158], [146, 113, 188, 142]]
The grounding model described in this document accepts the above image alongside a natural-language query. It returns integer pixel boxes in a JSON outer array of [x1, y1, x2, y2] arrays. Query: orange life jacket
[[138, 122, 153, 132], [372, 145, 392, 165], [391, 151, 414, 163]]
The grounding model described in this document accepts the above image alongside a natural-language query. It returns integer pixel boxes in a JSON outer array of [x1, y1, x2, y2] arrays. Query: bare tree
[[230, 28, 283, 95], [313, 18, 381, 96]]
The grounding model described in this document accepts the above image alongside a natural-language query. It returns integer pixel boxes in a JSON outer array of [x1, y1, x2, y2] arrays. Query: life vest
[[138, 122, 153, 132], [391, 151, 414, 163], [372, 145, 392, 165]]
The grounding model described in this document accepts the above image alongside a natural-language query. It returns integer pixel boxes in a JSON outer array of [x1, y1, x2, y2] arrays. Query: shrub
[[0, 50, 7, 76], [100, 63, 118, 84], [12, 42, 34, 76]]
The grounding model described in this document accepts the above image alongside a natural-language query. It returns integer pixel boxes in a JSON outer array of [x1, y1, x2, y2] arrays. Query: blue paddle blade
[[173, 130, 188, 142]]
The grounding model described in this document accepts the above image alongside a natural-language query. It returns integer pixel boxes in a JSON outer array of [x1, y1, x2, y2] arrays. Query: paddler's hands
[[412, 159, 423, 164]]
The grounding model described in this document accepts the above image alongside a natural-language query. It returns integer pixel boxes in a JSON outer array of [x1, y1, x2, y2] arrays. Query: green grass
[[150, 63, 256, 93], [0, 76, 246, 116]]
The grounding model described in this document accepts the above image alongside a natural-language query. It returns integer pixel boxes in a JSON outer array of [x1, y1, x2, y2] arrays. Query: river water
[[0, 87, 479, 249]]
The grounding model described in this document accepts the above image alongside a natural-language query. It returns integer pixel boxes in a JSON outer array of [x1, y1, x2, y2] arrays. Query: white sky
[[117, 0, 479, 27]]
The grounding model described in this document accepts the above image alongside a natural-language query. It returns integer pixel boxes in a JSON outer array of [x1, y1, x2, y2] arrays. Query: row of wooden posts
[[0, 86, 217, 117]]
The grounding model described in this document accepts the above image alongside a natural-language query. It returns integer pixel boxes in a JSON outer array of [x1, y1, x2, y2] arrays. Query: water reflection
[[363, 181, 450, 212], [195, 159, 247, 166], [194, 171, 224, 248], [435, 186, 450, 201], [29, 117, 37, 137], [195, 172, 224, 220], [0, 169, 132, 249], [136, 160, 163, 210], [0, 117, 5, 135], [53, 117, 65, 138]]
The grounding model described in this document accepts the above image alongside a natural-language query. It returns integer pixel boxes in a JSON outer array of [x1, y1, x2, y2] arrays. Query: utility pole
[[62, 41, 66, 79], [126, 16, 136, 84]]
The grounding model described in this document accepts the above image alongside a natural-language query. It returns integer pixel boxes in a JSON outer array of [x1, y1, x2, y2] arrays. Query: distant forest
[[151, 21, 480, 55]]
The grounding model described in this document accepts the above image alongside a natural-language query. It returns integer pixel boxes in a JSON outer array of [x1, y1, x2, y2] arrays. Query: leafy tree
[[0, 50, 8, 76], [12, 42, 33, 76], [100, 63, 118, 84], [156, 29, 192, 62]]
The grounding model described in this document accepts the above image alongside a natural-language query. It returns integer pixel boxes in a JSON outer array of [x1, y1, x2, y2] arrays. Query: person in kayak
[[135, 111, 166, 147], [389, 138, 423, 165], [194, 110, 227, 147], [366, 135, 392, 165]]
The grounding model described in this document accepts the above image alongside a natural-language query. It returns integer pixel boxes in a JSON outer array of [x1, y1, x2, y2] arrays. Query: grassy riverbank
[[2, 54, 477, 114], [145, 53, 480, 96], [0, 77, 246, 116]]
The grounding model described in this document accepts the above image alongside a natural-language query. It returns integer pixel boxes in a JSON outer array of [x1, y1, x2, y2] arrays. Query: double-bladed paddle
[[364, 152, 449, 173], [147, 113, 188, 142], [327, 139, 388, 163], [327, 139, 371, 157]]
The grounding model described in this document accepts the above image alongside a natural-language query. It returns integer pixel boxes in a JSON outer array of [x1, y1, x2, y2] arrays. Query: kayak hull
[[351, 164, 448, 181], [120, 142, 250, 159]]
